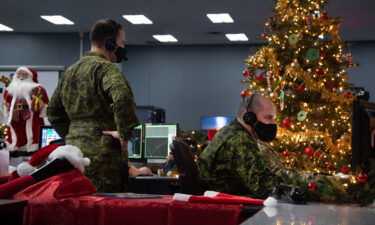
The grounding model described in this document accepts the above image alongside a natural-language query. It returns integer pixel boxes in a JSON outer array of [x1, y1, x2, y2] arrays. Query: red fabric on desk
[[168, 200, 242, 225], [13, 169, 96, 203], [12, 170, 243, 225]]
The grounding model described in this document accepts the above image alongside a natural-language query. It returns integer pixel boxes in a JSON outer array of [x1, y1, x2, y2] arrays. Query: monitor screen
[[128, 125, 142, 159], [200, 116, 235, 131], [39, 126, 61, 149], [144, 124, 177, 159]]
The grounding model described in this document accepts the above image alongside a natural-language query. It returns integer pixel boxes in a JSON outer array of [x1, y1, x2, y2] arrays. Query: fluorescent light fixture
[[123, 15, 153, 24], [40, 15, 74, 25], [0, 23, 13, 31], [206, 13, 234, 23], [153, 35, 178, 42], [225, 33, 248, 41]]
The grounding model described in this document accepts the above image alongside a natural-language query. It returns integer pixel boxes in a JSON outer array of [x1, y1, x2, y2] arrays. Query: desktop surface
[[241, 202, 375, 225]]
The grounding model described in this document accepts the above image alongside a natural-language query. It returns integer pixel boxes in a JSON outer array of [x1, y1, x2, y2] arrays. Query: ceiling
[[0, 0, 374, 45]]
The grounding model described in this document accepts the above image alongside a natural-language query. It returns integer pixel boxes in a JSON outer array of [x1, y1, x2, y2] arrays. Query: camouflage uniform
[[47, 51, 139, 192], [198, 119, 287, 198]]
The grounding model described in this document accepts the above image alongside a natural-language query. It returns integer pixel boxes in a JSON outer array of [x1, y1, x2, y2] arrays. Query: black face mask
[[253, 121, 277, 142], [115, 46, 127, 63]]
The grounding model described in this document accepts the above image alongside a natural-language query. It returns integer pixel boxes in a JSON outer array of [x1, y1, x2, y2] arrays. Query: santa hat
[[17, 144, 90, 177], [15, 66, 38, 83], [173, 191, 278, 207], [28, 67, 39, 83]]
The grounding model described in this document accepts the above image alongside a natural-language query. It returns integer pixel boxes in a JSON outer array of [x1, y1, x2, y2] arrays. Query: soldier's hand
[[103, 131, 127, 153]]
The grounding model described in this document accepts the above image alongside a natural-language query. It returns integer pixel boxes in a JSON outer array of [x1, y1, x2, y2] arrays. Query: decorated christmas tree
[[242, 0, 358, 175]]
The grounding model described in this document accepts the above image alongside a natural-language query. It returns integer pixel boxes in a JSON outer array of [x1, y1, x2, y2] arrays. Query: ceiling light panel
[[123, 15, 153, 24], [206, 13, 234, 23], [153, 35, 178, 42], [41, 15, 74, 25]]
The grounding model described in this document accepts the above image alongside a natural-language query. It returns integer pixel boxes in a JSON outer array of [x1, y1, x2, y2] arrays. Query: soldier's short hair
[[90, 18, 123, 48], [237, 94, 263, 118]]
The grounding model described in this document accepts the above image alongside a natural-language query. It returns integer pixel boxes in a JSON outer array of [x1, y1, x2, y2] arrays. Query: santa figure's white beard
[[7, 77, 40, 99], [6, 77, 40, 125]]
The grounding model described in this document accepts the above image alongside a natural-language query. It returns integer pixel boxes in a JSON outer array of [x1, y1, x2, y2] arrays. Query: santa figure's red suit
[[3, 66, 49, 152]]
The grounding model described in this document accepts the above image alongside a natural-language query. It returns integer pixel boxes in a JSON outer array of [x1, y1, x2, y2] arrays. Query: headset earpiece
[[243, 94, 258, 126], [243, 111, 257, 126], [105, 39, 116, 51]]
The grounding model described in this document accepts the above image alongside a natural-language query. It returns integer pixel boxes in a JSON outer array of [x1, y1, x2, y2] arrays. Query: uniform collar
[[84, 51, 107, 59]]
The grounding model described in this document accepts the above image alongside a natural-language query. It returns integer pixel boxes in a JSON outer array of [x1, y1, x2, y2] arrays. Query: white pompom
[[82, 157, 90, 166], [17, 162, 36, 176], [263, 196, 278, 207]]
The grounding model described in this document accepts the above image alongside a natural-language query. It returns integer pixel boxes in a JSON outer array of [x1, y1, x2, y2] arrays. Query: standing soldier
[[47, 18, 151, 192]]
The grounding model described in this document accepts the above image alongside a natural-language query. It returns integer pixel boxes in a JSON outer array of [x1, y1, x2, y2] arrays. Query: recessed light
[[206, 13, 234, 23], [41, 15, 74, 25], [225, 33, 248, 41], [123, 15, 153, 24], [153, 35, 178, 42], [0, 23, 13, 31]]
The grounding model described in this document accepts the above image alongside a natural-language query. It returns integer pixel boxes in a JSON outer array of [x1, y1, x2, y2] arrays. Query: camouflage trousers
[[66, 126, 129, 193]]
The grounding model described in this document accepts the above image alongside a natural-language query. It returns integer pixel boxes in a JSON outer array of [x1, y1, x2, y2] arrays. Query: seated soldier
[[198, 93, 288, 198]]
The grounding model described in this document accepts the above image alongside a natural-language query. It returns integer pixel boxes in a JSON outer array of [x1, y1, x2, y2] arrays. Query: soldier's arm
[[47, 78, 70, 138], [230, 134, 280, 198], [102, 65, 139, 140]]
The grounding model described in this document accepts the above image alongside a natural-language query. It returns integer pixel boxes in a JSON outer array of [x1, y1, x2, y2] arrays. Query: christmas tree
[[242, 0, 357, 175]]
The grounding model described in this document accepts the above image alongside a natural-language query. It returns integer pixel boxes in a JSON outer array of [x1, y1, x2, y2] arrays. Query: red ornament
[[305, 147, 315, 157], [257, 73, 264, 81], [315, 68, 324, 77], [340, 166, 349, 174], [320, 12, 329, 20], [308, 182, 317, 191], [319, 50, 326, 57], [326, 164, 334, 170], [242, 70, 249, 77], [314, 150, 323, 158], [282, 150, 290, 157], [358, 173, 368, 183], [282, 118, 292, 128], [344, 92, 351, 98], [261, 33, 268, 38], [296, 84, 305, 93], [325, 81, 335, 90], [241, 90, 250, 98]]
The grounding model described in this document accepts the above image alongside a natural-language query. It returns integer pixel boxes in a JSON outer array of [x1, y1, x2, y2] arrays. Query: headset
[[104, 21, 118, 52], [243, 94, 258, 126]]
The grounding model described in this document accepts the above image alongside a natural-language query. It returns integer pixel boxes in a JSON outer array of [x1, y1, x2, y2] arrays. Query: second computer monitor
[[128, 125, 143, 159], [144, 124, 177, 159]]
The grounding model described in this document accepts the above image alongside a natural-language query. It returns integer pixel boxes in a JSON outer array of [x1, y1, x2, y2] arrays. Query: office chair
[[170, 138, 203, 195]]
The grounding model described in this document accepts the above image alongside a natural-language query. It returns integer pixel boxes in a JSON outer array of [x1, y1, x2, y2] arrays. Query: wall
[[0, 33, 374, 130]]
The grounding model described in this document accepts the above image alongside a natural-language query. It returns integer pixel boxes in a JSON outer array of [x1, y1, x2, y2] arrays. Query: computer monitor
[[351, 99, 375, 171], [128, 125, 143, 159], [144, 124, 178, 159], [39, 126, 61, 149], [136, 106, 166, 124], [200, 116, 235, 131]]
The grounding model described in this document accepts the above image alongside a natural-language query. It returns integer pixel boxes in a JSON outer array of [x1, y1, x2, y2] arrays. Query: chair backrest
[[170, 139, 202, 195]]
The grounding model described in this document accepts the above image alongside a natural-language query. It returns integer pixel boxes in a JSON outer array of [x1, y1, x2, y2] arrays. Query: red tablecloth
[[12, 170, 243, 225]]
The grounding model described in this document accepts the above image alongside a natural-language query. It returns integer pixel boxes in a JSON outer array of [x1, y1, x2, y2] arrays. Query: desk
[[128, 175, 180, 194], [241, 202, 375, 225], [0, 199, 28, 225]]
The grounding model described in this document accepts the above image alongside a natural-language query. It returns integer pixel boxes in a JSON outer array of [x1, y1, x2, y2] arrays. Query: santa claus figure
[[3, 66, 49, 154]]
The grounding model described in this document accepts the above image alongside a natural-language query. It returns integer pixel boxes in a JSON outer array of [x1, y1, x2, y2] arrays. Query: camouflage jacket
[[197, 119, 287, 198], [47, 51, 139, 141]]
